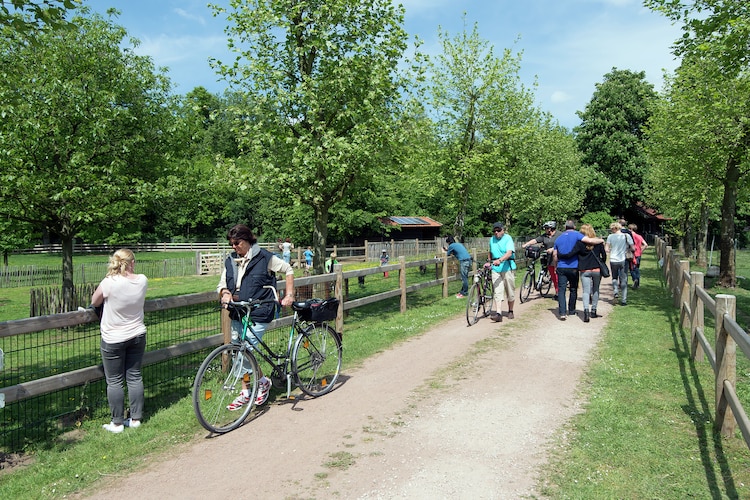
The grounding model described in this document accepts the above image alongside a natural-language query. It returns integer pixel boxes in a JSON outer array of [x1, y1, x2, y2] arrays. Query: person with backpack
[[217, 224, 296, 410]]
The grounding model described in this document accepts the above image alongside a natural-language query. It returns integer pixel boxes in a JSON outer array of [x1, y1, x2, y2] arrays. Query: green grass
[[540, 251, 750, 498]]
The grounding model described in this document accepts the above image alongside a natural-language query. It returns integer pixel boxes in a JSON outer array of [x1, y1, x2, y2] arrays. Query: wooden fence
[[656, 238, 750, 447], [0, 253, 469, 449]]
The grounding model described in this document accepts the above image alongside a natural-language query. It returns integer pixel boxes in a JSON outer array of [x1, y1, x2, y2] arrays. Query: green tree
[[575, 68, 657, 215], [212, 0, 411, 273], [426, 22, 534, 239], [0, 8, 176, 309], [0, 0, 78, 34], [646, 0, 750, 286], [645, 56, 750, 286]]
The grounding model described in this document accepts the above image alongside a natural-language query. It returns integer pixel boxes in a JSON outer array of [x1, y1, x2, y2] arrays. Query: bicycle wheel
[[192, 343, 259, 434], [482, 276, 495, 317], [539, 269, 553, 297], [292, 323, 342, 397], [466, 282, 482, 326], [519, 269, 534, 303]]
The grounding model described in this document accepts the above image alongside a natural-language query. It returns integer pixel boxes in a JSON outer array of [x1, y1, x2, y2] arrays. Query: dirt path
[[85, 289, 611, 499]]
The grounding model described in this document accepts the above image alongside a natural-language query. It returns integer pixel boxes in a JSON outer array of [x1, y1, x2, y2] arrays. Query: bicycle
[[466, 262, 496, 326], [519, 246, 553, 303], [192, 286, 343, 434]]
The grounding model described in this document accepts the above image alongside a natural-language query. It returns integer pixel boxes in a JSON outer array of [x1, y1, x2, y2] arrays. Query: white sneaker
[[102, 422, 124, 433], [124, 418, 141, 428], [255, 377, 272, 405]]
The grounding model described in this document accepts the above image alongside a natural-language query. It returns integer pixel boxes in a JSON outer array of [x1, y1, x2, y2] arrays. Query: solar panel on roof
[[390, 217, 427, 225]]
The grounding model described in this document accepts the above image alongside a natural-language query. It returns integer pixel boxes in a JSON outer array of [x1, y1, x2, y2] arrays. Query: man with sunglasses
[[488, 222, 516, 322]]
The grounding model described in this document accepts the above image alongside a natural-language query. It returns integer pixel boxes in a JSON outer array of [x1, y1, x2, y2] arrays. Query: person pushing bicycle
[[522, 221, 560, 299], [217, 224, 296, 410]]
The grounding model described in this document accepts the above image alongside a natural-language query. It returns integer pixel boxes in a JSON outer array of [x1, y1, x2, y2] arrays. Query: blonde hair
[[580, 224, 596, 250], [609, 222, 621, 232], [106, 248, 135, 277]]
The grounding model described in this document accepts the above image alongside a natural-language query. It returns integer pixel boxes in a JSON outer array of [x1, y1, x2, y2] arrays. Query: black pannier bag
[[299, 298, 339, 322], [524, 246, 542, 260]]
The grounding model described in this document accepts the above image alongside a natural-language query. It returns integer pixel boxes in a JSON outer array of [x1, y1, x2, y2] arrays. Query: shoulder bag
[[592, 248, 610, 278]]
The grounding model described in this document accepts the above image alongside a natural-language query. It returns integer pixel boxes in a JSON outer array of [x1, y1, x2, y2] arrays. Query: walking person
[[281, 237, 294, 264], [91, 249, 148, 433], [303, 246, 314, 270], [444, 235, 472, 298], [628, 224, 648, 289], [556, 224, 607, 322], [488, 222, 516, 322], [605, 221, 635, 306], [553, 220, 604, 321], [217, 224, 296, 410], [522, 221, 561, 299], [380, 249, 390, 278]]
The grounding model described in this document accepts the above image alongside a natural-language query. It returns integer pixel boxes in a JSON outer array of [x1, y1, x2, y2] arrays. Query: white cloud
[[174, 8, 207, 26]]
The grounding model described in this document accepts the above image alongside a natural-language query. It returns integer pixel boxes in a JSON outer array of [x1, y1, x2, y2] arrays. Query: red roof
[[634, 201, 671, 221]]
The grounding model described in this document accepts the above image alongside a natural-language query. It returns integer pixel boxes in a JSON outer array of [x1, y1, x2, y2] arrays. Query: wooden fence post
[[664, 246, 673, 294], [715, 294, 737, 438], [690, 271, 705, 362], [678, 259, 690, 320], [333, 263, 344, 333], [399, 256, 406, 313]]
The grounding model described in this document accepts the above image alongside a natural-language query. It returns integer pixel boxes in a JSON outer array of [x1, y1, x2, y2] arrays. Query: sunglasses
[[494, 229, 503, 233]]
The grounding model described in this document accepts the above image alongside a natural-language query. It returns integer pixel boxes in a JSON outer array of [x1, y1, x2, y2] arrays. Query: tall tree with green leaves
[[427, 22, 535, 239], [646, 0, 750, 287], [575, 68, 657, 215], [0, 7, 176, 309], [211, 0, 411, 273], [0, 0, 78, 34]]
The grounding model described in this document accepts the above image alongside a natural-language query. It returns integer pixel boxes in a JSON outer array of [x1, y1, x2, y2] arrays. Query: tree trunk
[[696, 201, 710, 267], [718, 157, 739, 287], [61, 233, 75, 311], [312, 205, 329, 275]]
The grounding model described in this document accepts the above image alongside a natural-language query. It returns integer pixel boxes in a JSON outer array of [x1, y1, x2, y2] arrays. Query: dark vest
[[225, 248, 277, 323]]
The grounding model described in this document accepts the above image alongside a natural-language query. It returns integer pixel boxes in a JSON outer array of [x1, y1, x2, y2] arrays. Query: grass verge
[[539, 251, 750, 498]]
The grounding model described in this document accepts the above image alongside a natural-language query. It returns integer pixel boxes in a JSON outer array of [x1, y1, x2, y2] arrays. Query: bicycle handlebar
[[222, 285, 280, 311]]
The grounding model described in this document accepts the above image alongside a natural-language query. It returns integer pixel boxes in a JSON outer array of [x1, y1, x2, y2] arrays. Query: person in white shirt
[[91, 248, 148, 433]]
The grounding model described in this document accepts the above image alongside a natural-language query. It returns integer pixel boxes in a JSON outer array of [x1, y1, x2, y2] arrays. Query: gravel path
[[85, 289, 610, 499]]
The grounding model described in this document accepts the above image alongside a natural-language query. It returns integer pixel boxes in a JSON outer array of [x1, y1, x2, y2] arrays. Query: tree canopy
[[0, 7, 176, 307], [212, 0, 412, 273]]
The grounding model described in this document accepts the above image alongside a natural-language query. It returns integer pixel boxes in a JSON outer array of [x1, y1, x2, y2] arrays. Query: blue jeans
[[101, 334, 146, 425], [630, 256, 641, 281], [458, 259, 471, 295], [231, 320, 268, 375], [580, 270, 601, 312], [611, 260, 628, 304], [556, 267, 579, 315]]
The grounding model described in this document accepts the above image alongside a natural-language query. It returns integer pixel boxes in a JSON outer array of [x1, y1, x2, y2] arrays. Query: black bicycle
[[519, 246, 553, 303], [192, 287, 342, 434], [466, 262, 496, 326]]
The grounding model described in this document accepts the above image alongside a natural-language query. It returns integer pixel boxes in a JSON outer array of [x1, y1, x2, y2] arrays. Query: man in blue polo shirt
[[444, 235, 472, 298], [553, 220, 604, 321]]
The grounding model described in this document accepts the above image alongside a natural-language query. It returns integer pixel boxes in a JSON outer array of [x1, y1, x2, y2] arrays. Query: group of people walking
[[445, 218, 648, 324], [94, 219, 646, 433]]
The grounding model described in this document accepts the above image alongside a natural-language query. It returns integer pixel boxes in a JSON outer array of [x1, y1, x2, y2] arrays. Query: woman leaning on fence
[[91, 248, 148, 433]]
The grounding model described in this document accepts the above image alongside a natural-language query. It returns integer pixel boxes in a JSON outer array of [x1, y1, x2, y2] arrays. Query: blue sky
[[97, 0, 682, 129]]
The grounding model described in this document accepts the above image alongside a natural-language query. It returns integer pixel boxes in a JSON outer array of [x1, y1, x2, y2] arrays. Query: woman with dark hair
[[217, 224, 296, 410]]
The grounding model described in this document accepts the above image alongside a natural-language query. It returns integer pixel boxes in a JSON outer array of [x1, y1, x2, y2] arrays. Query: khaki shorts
[[492, 269, 516, 303]]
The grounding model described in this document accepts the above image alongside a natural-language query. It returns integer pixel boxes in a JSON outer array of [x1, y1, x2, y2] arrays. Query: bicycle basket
[[299, 298, 339, 322], [525, 246, 542, 260]]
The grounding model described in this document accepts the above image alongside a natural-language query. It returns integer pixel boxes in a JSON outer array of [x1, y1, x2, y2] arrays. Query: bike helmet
[[542, 221, 556, 230]]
